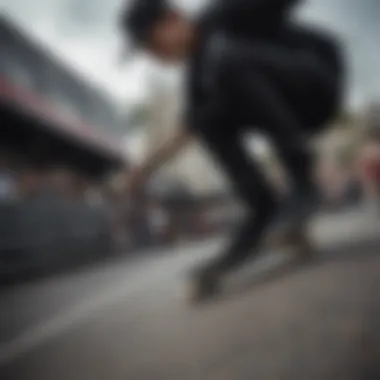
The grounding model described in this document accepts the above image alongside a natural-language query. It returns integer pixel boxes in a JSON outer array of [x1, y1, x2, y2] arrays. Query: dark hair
[[120, 0, 169, 46]]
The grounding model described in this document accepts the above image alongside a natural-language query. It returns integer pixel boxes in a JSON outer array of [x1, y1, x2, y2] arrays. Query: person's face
[[149, 11, 195, 61]]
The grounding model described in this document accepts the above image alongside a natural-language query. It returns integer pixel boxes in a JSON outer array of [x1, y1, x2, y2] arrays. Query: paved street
[[0, 209, 380, 380]]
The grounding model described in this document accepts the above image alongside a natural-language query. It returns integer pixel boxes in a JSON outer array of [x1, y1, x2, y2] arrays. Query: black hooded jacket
[[202, 0, 301, 38]]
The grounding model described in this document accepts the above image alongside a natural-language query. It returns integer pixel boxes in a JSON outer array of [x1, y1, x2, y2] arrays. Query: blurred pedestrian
[[358, 130, 380, 216]]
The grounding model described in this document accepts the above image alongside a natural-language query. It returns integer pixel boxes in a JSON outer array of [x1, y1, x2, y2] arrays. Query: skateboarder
[[120, 0, 345, 299]]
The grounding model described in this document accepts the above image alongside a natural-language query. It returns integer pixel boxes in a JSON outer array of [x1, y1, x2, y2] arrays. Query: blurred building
[[0, 15, 131, 276], [0, 14, 127, 177]]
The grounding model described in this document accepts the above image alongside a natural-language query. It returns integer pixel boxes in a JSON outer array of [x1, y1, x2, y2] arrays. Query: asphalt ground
[[0, 209, 379, 380]]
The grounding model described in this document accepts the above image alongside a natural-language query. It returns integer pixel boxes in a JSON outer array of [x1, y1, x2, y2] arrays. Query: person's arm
[[127, 127, 192, 190], [142, 127, 191, 175]]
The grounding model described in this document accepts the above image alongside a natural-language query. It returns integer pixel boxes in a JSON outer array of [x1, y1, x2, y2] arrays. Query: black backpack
[[210, 0, 302, 38], [283, 24, 346, 132]]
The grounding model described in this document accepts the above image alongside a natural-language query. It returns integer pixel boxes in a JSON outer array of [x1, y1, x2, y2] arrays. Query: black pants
[[197, 26, 343, 273]]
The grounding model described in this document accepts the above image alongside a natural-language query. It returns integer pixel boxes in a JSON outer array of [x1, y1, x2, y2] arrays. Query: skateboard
[[188, 227, 316, 304]]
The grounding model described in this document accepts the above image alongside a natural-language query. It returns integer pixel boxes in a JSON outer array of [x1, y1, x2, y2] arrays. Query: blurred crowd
[[356, 129, 380, 214], [1, 124, 380, 279], [0, 150, 96, 204], [0, 148, 217, 273], [323, 128, 380, 211]]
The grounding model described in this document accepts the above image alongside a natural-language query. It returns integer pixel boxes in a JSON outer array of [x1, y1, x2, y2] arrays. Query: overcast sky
[[1, 0, 379, 109]]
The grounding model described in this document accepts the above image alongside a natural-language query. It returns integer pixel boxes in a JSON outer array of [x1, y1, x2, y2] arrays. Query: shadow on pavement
[[214, 236, 380, 303]]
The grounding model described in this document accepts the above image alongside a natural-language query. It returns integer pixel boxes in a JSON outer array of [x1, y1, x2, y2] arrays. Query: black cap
[[120, 0, 169, 46]]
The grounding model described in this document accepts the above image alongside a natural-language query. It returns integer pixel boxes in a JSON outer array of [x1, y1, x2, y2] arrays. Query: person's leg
[[196, 117, 278, 276], [221, 38, 322, 220]]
